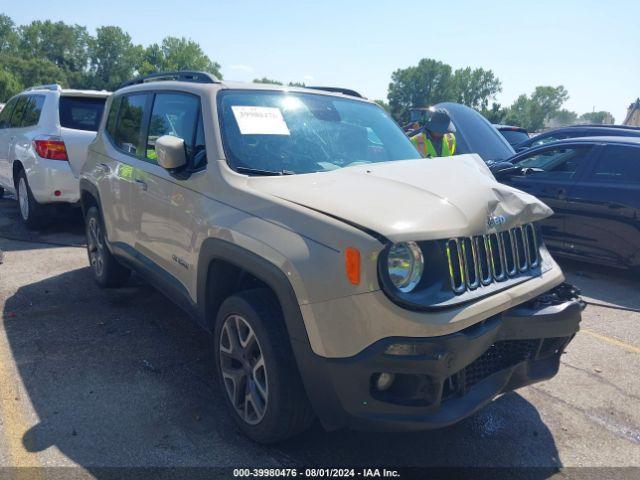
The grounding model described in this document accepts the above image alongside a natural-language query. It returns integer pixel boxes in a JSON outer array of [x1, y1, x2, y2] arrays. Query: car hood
[[248, 154, 553, 242]]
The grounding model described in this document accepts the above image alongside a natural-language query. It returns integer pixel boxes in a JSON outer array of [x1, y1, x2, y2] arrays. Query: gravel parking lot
[[0, 196, 639, 479]]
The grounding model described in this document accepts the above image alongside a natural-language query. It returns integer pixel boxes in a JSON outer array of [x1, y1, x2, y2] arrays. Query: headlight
[[387, 241, 424, 292]]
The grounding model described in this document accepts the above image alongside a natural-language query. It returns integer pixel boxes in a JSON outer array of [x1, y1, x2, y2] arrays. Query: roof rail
[[118, 71, 221, 89], [26, 84, 62, 92], [566, 123, 640, 131], [306, 86, 365, 99]]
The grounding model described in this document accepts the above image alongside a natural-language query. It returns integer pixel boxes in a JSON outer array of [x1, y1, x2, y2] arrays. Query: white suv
[[0, 84, 110, 228]]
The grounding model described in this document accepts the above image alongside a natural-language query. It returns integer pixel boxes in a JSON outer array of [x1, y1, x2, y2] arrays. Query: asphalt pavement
[[0, 195, 639, 479]]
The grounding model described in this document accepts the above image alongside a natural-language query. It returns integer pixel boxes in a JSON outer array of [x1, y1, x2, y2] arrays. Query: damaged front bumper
[[297, 284, 584, 432]]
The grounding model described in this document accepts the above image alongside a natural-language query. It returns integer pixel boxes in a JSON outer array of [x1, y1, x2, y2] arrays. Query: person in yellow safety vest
[[410, 107, 457, 158]]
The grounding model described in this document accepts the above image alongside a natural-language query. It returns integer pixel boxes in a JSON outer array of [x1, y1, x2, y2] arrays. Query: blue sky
[[6, 0, 640, 122]]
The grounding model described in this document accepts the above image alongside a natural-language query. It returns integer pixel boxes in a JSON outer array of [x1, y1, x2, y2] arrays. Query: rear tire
[[85, 206, 130, 288], [15, 170, 44, 229], [214, 289, 315, 443]]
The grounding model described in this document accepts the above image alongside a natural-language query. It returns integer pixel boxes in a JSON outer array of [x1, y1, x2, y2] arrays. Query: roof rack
[[118, 71, 221, 90], [306, 86, 364, 98], [26, 84, 62, 92]]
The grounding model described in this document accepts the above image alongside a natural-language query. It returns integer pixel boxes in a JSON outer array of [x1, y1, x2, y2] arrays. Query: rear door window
[[113, 94, 148, 156], [20, 95, 46, 127], [514, 146, 591, 180], [59, 96, 107, 132], [589, 145, 640, 183]]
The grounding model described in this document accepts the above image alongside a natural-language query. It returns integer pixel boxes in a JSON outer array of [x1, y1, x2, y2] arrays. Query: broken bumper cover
[[296, 284, 583, 432]]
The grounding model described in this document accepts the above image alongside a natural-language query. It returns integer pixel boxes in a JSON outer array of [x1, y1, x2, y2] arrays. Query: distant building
[[623, 98, 640, 126]]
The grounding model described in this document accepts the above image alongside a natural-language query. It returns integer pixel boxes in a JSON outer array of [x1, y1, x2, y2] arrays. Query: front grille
[[445, 224, 540, 294]]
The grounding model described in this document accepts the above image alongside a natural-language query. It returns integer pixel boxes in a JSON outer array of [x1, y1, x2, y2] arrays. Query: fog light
[[385, 343, 417, 356], [375, 372, 395, 391]]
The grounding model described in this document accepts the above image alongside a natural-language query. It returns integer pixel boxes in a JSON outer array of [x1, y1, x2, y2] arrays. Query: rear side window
[[0, 97, 18, 128], [590, 145, 640, 183], [105, 96, 121, 138], [146, 92, 202, 164], [20, 95, 45, 127], [500, 130, 529, 146], [113, 94, 148, 156], [59, 96, 106, 132], [9, 96, 28, 127]]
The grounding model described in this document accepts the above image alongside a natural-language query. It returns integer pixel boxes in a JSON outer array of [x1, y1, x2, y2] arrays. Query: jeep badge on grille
[[487, 214, 507, 229]]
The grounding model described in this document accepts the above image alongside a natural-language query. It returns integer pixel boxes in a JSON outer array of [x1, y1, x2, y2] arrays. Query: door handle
[[96, 163, 110, 174], [135, 179, 148, 191]]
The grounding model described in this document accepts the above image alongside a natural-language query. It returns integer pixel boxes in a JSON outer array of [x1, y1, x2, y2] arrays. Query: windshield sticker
[[231, 106, 290, 135]]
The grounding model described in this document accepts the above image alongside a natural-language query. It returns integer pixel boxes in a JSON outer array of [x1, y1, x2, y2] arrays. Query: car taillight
[[33, 138, 68, 161]]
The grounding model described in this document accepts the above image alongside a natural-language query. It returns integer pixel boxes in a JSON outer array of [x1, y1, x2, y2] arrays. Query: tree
[[0, 54, 67, 95], [253, 77, 283, 85], [481, 102, 507, 124], [0, 69, 22, 101], [88, 26, 143, 90], [547, 109, 578, 128], [139, 37, 222, 78], [579, 111, 614, 124], [0, 14, 18, 54], [18, 20, 90, 84], [450, 67, 502, 110], [504, 86, 569, 131], [388, 58, 452, 122], [287, 81, 306, 87]]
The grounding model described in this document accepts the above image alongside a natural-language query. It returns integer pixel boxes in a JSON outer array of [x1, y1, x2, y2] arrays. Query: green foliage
[[139, 37, 222, 78], [579, 111, 614, 124], [0, 69, 22, 100], [0, 54, 68, 89], [450, 67, 501, 110], [387, 58, 501, 123], [88, 26, 143, 90], [0, 14, 18, 54], [253, 77, 283, 85], [388, 58, 452, 122], [0, 14, 224, 101], [547, 109, 578, 127], [18, 20, 90, 76], [480, 103, 507, 124], [504, 86, 569, 131], [287, 81, 306, 87]]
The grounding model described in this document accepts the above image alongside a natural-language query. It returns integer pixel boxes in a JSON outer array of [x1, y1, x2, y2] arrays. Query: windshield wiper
[[234, 166, 295, 176]]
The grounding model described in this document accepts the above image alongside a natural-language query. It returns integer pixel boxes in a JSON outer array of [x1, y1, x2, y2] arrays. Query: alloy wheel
[[219, 314, 269, 425], [18, 177, 29, 221], [87, 216, 105, 278]]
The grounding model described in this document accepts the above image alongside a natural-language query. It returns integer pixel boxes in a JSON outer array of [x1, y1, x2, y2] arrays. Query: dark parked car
[[495, 137, 640, 271], [514, 124, 640, 152], [494, 124, 530, 148]]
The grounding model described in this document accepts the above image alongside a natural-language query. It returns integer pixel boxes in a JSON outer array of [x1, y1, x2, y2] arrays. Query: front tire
[[214, 289, 314, 443], [0, 186, 4, 199], [85, 206, 130, 288], [15, 170, 44, 229]]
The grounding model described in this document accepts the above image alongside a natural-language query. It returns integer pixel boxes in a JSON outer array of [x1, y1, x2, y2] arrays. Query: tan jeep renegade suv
[[80, 71, 583, 443]]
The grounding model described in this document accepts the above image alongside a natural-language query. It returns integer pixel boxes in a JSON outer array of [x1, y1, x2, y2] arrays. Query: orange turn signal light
[[345, 247, 361, 285]]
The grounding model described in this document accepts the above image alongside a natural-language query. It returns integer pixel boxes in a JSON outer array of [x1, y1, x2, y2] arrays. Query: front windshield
[[218, 90, 420, 175]]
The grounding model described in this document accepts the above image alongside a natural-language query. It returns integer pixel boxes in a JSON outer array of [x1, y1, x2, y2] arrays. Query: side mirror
[[155, 135, 187, 171], [489, 161, 520, 179]]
